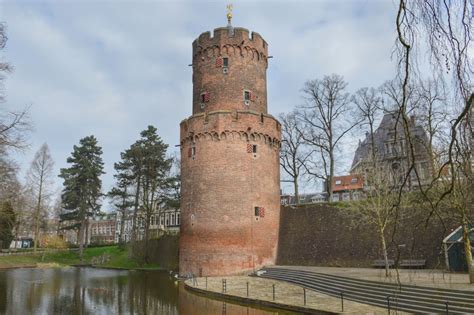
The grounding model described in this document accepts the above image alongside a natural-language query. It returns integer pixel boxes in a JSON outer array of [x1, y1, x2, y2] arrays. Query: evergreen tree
[[0, 201, 16, 249], [121, 141, 144, 253], [108, 154, 134, 245], [58, 135, 104, 260], [138, 126, 172, 263]]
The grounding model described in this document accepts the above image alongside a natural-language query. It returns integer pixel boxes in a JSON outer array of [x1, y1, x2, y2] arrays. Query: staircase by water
[[256, 267, 474, 314]]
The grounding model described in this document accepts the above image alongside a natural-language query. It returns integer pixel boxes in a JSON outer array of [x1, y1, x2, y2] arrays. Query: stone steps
[[256, 267, 474, 314]]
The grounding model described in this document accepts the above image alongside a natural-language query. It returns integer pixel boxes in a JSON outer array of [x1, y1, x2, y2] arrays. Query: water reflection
[[0, 268, 297, 315]]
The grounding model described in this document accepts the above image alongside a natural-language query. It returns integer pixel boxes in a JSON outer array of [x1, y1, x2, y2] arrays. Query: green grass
[[0, 246, 161, 270], [0, 255, 39, 268]]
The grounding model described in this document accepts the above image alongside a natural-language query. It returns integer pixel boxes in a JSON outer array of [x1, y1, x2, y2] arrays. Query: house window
[[335, 180, 342, 185], [223, 57, 229, 67], [171, 214, 175, 226], [176, 213, 180, 225], [351, 178, 358, 184], [165, 214, 169, 226]]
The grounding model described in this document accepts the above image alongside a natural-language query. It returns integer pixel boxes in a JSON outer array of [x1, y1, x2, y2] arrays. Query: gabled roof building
[[350, 112, 433, 190]]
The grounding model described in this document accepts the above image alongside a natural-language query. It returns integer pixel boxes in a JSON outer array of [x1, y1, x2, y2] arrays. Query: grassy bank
[[0, 246, 161, 270]]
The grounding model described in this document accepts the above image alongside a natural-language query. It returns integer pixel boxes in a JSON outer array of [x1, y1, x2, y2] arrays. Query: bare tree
[[297, 74, 359, 201], [353, 87, 383, 167], [0, 22, 30, 150], [279, 111, 311, 204], [415, 79, 448, 178], [0, 22, 12, 103], [352, 167, 404, 277], [26, 143, 54, 252], [394, 0, 473, 283]]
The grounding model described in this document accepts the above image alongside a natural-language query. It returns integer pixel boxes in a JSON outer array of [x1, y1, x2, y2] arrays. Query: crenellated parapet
[[192, 27, 268, 65], [180, 111, 281, 150]]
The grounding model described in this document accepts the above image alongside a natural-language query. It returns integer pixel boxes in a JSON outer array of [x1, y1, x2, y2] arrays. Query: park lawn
[[0, 246, 160, 270], [101, 248, 161, 270], [0, 254, 39, 268]]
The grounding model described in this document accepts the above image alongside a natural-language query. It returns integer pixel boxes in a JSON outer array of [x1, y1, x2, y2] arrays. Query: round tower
[[179, 20, 281, 276]]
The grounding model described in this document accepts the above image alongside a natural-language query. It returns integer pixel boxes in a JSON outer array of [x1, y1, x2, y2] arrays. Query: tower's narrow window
[[223, 57, 229, 67], [244, 90, 251, 105], [244, 91, 250, 101], [200, 92, 210, 103], [188, 146, 196, 159], [254, 207, 260, 216], [260, 113, 264, 123], [252, 144, 257, 153]]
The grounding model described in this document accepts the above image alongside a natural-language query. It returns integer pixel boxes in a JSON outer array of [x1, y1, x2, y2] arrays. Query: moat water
[[0, 268, 298, 315]]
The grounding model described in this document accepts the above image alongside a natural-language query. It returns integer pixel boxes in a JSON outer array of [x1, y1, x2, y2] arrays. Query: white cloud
[[2, 0, 402, 198]]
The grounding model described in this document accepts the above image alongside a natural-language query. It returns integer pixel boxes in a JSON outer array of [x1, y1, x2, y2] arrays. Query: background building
[[331, 174, 364, 202], [351, 112, 433, 190], [115, 208, 181, 243], [88, 213, 117, 245]]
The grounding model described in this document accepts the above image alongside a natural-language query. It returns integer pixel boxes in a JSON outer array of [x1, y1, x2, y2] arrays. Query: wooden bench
[[399, 259, 426, 269], [372, 259, 395, 268]]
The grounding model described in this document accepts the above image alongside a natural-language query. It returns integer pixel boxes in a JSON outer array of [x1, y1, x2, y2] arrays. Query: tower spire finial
[[226, 3, 233, 25]]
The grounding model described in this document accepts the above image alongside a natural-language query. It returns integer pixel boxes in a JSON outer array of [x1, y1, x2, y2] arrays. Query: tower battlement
[[180, 111, 281, 149], [192, 27, 268, 60]]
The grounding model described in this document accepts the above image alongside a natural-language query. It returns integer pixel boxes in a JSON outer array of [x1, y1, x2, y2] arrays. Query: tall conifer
[[59, 135, 104, 260]]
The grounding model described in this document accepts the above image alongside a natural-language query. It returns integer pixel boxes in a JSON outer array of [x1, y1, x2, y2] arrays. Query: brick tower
[[179, 14, 281, 276]]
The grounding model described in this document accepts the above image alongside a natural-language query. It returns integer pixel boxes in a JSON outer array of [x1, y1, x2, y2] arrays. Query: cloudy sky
[[1, 0, 400, 200]]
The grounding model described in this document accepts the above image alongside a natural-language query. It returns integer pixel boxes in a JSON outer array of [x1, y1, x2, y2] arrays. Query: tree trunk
[[33, 174, 44, 253], [294, 177, 299, 204], [119, 211, 125, 245], [462, 223, 474, 284], [130, 178, 141, 259], [144, 214, 150, 264], [78, 219, 85, 262], [328, 149, 334, 202], [84, 218, 89, 248], [380, 227, 390, 278]]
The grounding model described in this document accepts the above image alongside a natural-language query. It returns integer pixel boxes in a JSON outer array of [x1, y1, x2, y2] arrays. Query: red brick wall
[[179, 27, 280, 276]]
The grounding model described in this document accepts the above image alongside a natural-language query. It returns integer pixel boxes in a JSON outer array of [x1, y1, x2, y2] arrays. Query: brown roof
[[332, 174, 364, 192]]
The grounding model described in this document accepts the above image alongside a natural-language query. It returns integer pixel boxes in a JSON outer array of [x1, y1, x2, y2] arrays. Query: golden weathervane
[[226, 3, 233, 24]]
